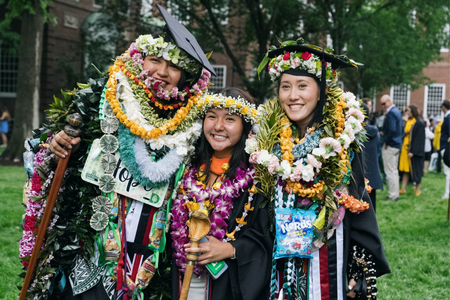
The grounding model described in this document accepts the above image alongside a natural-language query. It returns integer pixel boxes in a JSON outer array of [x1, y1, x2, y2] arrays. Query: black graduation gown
[[345, 150, 391, 282], [409, 120, 425, 184], [171, 189, 273, 300]]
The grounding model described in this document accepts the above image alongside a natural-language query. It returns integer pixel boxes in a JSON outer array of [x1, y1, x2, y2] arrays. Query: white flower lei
[[246, 91, 364, 183], [115, 70, 202, 155]]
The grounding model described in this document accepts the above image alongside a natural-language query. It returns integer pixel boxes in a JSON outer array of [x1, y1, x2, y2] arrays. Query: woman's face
[[406, 107, 412, 118], [203, 108, 244, 159], [278, 74, 320, 127], [143, 55, 181, 92]]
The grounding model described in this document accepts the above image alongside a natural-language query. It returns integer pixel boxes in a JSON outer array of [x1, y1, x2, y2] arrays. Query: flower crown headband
[[121, 34, 211, 102], [197, 93, 259, 125], [267, 51, 338, 86]]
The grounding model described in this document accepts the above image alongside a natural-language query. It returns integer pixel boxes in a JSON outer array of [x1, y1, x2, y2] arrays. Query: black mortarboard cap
[[157, 4, 216, 76]]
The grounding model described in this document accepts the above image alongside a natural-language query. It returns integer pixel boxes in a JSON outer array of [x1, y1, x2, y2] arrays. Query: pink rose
[[301, 52, 312, 60], [267, 156, 280, 175], [289, 165, 303, 182], [249, 152, 260, 164]]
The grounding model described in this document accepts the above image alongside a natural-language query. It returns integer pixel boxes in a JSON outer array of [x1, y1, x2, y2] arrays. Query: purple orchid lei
[[170, 164, 255, 277], [127, 42, 211, 102]]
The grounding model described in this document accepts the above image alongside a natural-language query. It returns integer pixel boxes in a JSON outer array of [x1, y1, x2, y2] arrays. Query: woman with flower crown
[[21, 5, 216, 300], [170, 88, 273, 300], [246, 39, 391, 300]]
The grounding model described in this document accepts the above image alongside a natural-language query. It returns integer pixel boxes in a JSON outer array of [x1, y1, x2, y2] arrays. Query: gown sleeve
[[211, 189, 273, 300], [344, 150, 391, 277], [409, 120, 425, 156]]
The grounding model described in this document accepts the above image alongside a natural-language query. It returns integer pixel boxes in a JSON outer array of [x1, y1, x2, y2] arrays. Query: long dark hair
[[192, 87, 258, 181], [409, 105, 421, 120]]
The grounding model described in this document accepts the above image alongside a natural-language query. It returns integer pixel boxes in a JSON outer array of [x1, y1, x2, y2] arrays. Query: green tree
[[301, 0, 450, 96], [169, 0, 450, 99], [0, 0, 55, 161]]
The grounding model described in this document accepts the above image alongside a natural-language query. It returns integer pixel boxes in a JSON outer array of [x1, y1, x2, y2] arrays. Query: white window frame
[[209, 65, 227, 92], [390, 85, 411, 111], [0, 42, 18, 98], [424, 83, 446, 119]]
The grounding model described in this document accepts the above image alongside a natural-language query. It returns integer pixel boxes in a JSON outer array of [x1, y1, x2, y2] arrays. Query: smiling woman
[[170, 88, 273, 300], [250, 39, 391, 300]]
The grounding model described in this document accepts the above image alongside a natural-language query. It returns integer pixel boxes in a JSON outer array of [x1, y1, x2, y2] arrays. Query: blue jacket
[[440, 113, 450, 150], [383, 106, 402, 149]]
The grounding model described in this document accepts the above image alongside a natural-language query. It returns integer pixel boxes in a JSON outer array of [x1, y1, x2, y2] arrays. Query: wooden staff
[[19, 113, 82, 300], [179, 211, 211, 300]]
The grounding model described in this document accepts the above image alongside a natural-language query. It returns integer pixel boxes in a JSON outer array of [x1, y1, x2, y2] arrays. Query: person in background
[[439, 99, 450, 198], [424, 119, 435, 173], [0, 106, 11, 147], [399, 105, 425, 196], [380, 94, 403, 201], [433, 119, 443, 173], [361, 102, 382, 212], [362, 97, 375, 125]]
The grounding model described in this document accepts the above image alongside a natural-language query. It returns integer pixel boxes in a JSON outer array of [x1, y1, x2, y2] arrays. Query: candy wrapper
[[102, 227, 120, 262], [135, 256, 156, 289], [149, 210, 166, 250], [275, 208, 316, 259]]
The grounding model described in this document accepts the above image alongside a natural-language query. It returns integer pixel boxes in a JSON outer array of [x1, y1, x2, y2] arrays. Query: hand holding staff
[[179, 210, 211, 300], [19, 113, 82, 300]]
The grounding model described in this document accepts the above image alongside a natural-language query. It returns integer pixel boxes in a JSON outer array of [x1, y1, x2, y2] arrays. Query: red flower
[[321, 61, 328, 67], [283, 52, 290, 60], [134, 78, 139, 83], [301, 52, 312, 60], [163, 106, 168, 110], [185, 87, 192, 98], [173, 104, 179, 109], [145, 88, 150, 94], [153, 81, 161, 90], [24, 215, 38, 232]]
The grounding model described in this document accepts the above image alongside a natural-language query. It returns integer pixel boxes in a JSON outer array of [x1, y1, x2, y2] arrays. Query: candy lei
[[106, 57, 203, 140], [171, 165, 255, 276]]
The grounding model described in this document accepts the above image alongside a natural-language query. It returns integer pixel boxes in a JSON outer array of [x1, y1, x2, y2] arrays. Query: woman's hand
[[49, 131, 81, 161], [184, 235, 234, 265], [346, 278, 357, 298], [408, 152, 413, 158]]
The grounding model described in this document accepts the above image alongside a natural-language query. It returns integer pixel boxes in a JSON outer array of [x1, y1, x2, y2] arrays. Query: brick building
[[374, 48, 450, 120]]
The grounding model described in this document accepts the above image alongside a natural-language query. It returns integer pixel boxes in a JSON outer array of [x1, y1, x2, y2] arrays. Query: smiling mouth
[[212, 134, 227, 140], [289, 104, 305, 111], [154, 78, 169, 86]]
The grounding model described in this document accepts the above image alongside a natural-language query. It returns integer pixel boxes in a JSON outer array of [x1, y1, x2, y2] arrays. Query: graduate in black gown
[[170, 88, 272, 300], [407, 105, 426, 196]]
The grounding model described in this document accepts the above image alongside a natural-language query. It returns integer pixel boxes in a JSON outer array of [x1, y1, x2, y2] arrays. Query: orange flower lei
[[280, 116, 325, 197], [106, 58, 201, 140], [338, 193, 370, 214], [120, 64, 184, 111]]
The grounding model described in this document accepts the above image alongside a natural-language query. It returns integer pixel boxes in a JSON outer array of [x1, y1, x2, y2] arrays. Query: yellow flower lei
[[106, 58, 201, 140]]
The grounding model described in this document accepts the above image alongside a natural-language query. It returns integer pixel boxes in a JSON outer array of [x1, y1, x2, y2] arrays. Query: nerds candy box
[[275, 208, 316, 259]]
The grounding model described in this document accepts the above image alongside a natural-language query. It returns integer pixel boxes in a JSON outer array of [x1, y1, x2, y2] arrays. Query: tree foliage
[[169, 0, 450, 99]]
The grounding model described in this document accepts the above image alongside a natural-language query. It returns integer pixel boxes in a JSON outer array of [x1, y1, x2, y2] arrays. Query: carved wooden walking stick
[[179, 210, 211, 300], [19, 113, 82, 300]]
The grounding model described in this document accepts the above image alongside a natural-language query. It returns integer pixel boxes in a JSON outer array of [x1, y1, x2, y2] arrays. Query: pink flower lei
[[171, 164, 255, 277], [19, 141, 59, 268]]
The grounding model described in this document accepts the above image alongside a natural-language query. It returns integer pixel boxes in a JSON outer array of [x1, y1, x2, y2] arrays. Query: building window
[[424, 84, 446, 119], [208, 65, 227, 92], [390, 85, 410, 112], [0, 44, 18, 98], [141, 0, 153, 17]]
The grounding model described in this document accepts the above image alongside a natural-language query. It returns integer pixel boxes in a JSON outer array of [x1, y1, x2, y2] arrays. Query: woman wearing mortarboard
[[20, 5, 215, 300], [247, 39, 391, 300]]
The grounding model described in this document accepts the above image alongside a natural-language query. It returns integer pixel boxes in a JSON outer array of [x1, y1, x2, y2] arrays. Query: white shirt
[[425, 127, 435, 153]]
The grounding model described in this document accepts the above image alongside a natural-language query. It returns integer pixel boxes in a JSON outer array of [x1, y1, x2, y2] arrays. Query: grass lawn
[[0, 165, 449, 299], [0, 165, 27, 300]]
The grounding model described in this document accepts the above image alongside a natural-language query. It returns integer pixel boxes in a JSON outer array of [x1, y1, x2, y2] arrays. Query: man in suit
[[439, 100, 450, 198], [381, 94, 403, 201]]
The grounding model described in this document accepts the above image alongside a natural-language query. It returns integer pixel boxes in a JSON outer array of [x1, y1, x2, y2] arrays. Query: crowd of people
[[362, 95, 450, 202], [18, 6, 392, 300]]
